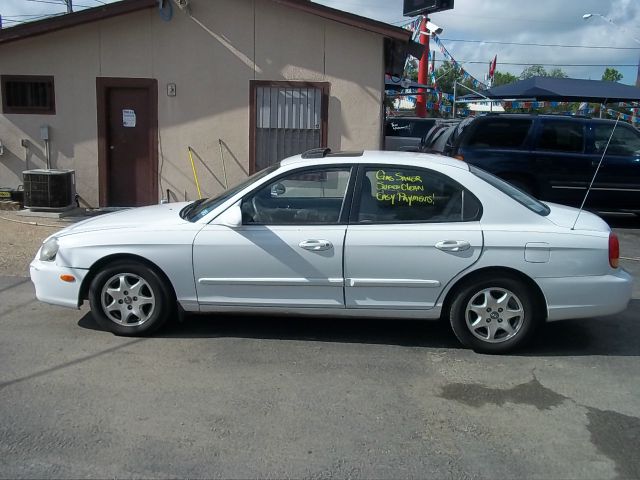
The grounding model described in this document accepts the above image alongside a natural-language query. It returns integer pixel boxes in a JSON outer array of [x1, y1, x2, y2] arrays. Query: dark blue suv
[[451, 114, 640, 213]]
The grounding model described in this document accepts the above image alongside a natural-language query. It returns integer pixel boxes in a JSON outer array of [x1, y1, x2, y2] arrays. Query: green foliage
[[519, 65, 567, 80], [520, 65, 548, 79], [602, 68, 624, 82], [492, 71, 518, 87]]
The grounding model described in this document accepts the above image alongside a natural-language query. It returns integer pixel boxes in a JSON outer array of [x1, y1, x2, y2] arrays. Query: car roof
[[280, 150, 470, 170]]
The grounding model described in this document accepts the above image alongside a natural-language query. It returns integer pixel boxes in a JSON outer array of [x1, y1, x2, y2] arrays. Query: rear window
[[466, 119, 532, 148], [386, 119, 435, 138], [470, 166, 550, 216]]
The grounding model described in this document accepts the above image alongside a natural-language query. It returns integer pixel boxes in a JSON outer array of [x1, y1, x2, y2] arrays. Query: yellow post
[[188, 146, 202, 199]]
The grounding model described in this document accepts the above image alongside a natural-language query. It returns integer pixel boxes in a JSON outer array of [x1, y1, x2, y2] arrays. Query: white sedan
[[30, 150, 633, 353]]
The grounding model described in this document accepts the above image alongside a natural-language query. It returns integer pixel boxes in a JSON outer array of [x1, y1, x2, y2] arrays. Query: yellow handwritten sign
[[374, 170, 435, 206]]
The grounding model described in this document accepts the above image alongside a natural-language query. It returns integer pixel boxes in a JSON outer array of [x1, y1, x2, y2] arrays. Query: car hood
[[55, 202, 191, 237], [544, 202, 610, 232]]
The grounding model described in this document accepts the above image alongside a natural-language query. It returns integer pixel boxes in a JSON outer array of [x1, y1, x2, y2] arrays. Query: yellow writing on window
[[373, 170, 435, 206]]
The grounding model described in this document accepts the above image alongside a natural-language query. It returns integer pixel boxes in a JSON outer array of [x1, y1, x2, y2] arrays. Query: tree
[[492, 71, 518, 87], [602, 67, 624, 82], [432, 61, 476, 95], [519, 65, 567, 80], [548, 68, 568, 78], [520, 64, 548, 80]]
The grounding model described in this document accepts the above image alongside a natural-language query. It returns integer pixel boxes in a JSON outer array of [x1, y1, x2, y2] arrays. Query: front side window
[[355, 166, 481, 223], [242, 167, 351, 225], [1, 75, 55, 114], [593, 123, 640, 156], [537, 120, 585, 153]]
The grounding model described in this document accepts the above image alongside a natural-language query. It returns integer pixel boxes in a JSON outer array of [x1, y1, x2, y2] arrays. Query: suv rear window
[[466, 119, 532, 149]]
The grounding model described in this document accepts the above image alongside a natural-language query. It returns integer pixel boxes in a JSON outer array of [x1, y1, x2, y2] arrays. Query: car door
[[585, 121, 640, 210], [344, 165, 483, 310], [192, 166, 353, 309]]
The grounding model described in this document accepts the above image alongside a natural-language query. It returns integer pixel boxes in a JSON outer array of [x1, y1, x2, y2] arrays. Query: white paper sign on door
[[122, 109, 136, 128]]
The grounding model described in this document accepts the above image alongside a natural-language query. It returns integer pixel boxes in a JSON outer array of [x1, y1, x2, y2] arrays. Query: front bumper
[[30, 259, 89, 309], [537, 269, 634, 321]]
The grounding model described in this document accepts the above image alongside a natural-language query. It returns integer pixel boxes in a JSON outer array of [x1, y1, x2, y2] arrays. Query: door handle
[[435, 240, 471, 252], [299, 239, 332, 251]]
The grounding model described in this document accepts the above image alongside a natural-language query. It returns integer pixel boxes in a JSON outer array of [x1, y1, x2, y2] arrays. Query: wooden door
[[97, 78, 158, 207]]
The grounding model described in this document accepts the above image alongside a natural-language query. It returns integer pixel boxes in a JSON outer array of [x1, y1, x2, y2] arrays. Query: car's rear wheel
[[89, 260, 174, 336], [449, 275, 541, 353]]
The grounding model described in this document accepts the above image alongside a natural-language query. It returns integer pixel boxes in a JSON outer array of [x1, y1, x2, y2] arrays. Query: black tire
[[89, 260, 175, 336], [449, 274, 541, 354]]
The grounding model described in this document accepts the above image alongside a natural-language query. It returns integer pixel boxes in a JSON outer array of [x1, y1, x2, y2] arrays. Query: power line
[[433, 59, 639, 67], [439, 38, 640, 51]]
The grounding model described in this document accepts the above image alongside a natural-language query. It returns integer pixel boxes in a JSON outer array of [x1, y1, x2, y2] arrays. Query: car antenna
[[571, 114, 621, 230]]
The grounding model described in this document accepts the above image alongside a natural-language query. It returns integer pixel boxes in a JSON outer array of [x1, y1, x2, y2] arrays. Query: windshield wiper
[[180, 198, 206, 220]]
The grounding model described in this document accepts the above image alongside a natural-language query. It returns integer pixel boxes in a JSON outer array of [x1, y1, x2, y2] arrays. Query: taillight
[[609, 233, 620, 268]]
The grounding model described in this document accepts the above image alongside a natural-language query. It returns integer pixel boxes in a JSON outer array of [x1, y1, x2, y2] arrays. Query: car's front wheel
[[89, 260, 174, 336], [449, 275, 541, 353]]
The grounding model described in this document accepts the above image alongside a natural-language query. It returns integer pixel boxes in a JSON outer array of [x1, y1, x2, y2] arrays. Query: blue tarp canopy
[[462, 76, 640, 104]]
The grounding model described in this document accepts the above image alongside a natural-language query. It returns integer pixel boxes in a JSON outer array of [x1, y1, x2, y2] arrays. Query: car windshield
[[470, 165, 550, 216], [182, 164, 279, 222]]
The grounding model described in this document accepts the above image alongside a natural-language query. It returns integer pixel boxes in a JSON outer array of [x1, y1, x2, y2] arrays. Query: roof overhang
[[0, 0, 157, 45], [0, 0, 412, 46]]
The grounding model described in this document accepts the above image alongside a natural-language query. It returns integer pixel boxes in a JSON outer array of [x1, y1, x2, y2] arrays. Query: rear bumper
[[537, 269, 633, 321], [30, 259, 89, 309]]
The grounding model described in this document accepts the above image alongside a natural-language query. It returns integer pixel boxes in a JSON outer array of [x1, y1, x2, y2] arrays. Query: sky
[[2, 0, 640, 85]]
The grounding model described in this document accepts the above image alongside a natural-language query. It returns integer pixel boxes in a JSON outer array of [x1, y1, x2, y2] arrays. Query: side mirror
[[271, 182, 286, 197], [213, 203, 242, 228]]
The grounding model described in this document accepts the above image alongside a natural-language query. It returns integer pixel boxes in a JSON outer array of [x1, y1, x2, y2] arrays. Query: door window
[[593, 124, 640, 156], [354, 166, 481, 223], [242, 167, 351, 225], [537, 121, 585, 153]]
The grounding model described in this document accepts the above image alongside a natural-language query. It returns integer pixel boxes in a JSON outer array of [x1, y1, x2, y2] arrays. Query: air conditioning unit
[[23, 169, 76, 211]]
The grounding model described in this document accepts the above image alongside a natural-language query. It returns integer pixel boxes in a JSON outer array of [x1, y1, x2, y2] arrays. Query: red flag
[[489, 55, 497, 78]]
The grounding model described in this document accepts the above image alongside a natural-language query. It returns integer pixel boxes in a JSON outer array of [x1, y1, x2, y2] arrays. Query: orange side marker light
[[60, 274, 76, 283]]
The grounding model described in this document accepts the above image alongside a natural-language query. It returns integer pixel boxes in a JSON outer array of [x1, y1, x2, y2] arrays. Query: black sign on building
[[403, 0, 454, 17]]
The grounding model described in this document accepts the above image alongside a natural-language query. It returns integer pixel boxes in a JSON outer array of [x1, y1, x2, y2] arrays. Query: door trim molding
[[96, 77, 158, 207], [249, 80, 330, 175]]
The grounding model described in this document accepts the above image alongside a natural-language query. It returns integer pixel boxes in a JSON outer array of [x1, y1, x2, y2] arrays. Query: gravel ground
[[0, 212, 73, 276]]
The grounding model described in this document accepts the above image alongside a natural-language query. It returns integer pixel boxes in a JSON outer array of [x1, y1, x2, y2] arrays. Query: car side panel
[[54, 227, 202, 311]]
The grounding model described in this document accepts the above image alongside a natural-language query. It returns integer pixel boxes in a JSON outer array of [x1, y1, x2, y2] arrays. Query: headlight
[[40, 237, 59, 261]]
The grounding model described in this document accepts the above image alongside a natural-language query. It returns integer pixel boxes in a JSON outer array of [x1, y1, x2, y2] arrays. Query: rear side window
[[354, 166, 482, 223], [466, 119, 532, 149], [470, 166, 550, 216], [537, 121, 585, 153], [593, 124, 640, 156]]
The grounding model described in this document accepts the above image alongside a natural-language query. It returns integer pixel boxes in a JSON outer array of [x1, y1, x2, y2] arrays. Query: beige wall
[[0, 0, 385, 206]]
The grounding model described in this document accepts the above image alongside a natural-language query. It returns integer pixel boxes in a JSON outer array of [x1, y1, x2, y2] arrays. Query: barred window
[[1, 75, 56, 114]]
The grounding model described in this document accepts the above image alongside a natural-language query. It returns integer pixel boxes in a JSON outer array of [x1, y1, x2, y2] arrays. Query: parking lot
[[1, 214, 639, 479]]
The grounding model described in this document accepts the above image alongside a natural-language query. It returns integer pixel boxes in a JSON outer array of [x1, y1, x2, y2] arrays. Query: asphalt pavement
[[1, 216, 639, 479]]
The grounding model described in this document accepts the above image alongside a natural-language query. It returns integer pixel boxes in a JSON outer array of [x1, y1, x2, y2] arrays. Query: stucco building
[[0, 0, 413, 207]]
